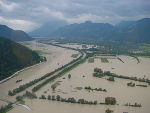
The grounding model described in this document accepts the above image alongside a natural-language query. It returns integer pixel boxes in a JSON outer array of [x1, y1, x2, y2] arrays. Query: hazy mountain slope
[[50, 18, 150, 43], [0, 25, 32, 41], [29, 20, 67, 37], [0, 37, 41, 80], [111, 18, 150, 43], [51, 21, 114, 39]]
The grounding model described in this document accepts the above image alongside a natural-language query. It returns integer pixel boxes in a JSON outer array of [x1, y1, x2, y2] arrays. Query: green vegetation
[[23, 91, 37, 99], [88, 57, 94, 63], [127, 82, 135, 87], [127, 82, 148, 87], [136, 56, 150, 58], [139, 44, 150, 52], [0, 103, 13, 113], [136, 84, 147, 87], [31, 45, 88, 92], [93, 68, 150, 85], [40, 95, 98, 105], [34, 50, 49, 55], [105, 97, 116, 105], [16, 96, 23, 101], [105, 109, 113, 113], [8, 43, 87, 95], [101, 58, 109, 63], [19, 100, 25, 105], [107, 77, 115, 82], [125, 102, 142, 107], [16, 79, 22, 83], [51, 82, 60, 91], [0, 37, 44, 81], [85, 86, 107, 92], [68, 74, 71, 79], [93, 68, 104, 78]]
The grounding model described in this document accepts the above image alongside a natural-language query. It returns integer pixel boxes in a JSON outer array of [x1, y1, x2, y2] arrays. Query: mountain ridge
[[49, 18, 150, 43], [0, 37, 42, 80], [0, 25, 32, 41]]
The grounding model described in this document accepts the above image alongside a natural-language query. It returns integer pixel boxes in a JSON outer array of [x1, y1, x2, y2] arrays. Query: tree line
[[8, 44, 88, 96], [39, 95, 98, 105], [93, 68, 150, 85], [85, 86, 107, 92]]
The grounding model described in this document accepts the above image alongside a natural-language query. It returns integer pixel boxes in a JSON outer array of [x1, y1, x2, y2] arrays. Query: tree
[[56, 95, 61, 101], [105, 109, 113, 113], [8, 90, 14, 96], [68, 74, 71, 79], [16, 96, 23, 101], [48, 95, 51, 100], [52, 95, 55, 100], [40, 95, 46, 99], [105, 97, 116, 105]]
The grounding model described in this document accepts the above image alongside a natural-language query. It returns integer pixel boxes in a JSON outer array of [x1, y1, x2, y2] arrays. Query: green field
[[88, 57, 94, 63], [19, 100, 25, 105], [34, 50, 49, 55], [101, 58, 109, 63], [135, 55, 150, 58], [139, 44, 150, 52]]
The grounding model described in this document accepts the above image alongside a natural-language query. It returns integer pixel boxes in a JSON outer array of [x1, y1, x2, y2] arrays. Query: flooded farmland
[[1, 42, 150, 113], [10, 55, 150, 113]]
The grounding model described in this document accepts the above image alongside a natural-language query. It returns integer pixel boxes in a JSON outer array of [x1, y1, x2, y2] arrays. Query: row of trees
[[39, 95, 98, 105], [85, 86, 107, 92], [0, 103, 12, 113], [93, 68, 105, 77], [23, 91, 37, 99], [32, 51, 88, 92], [105, 109, 113, 113], [107, 77, 115, 81], [93, 68, 150, 85], [127, 82, 148, 87], [39, 95, 117, 106], [127, 82, 135, 87], [8, 49, 86, 96], [105, 97, 117, 105], [125, 102, 142, 107]]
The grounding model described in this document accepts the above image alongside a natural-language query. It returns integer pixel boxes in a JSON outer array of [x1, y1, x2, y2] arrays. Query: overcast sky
[[0, 0, 150, 31]]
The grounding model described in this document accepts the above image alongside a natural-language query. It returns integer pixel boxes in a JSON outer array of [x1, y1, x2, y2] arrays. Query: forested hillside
[[0, 37, 42, 80]]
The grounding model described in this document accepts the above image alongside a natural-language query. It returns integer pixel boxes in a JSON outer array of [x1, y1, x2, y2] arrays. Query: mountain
[[51, 21, 114, 39], [0, 25, 32, 41], [29, 20, 67, 37], [50, 18, 150, 43], [111, 18, 150, 42], [0, 37, 41, 80]]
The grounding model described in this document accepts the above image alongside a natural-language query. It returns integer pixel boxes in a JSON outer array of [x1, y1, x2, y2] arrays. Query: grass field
[[135, 55, 150, 58], [34, 50, 49, 55], [19, 100, 25, 105], [101, 58, 109, 63], [139, 44, 150, 52], [88, 57, 94, 63]]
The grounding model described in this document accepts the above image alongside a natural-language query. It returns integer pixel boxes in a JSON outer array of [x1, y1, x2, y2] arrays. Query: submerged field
[[1, 42, 150, 113], [9, 54, 150, 113]]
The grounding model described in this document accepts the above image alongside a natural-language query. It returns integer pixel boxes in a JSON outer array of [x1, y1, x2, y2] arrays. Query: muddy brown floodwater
[[1, 42, 150, 113]]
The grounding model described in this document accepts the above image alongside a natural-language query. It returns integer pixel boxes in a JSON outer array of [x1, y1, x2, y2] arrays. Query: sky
[[0, 0, 150, 31]]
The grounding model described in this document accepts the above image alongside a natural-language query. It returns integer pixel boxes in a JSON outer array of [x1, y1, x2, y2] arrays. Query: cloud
[[0, 0, 150, 31], [0, 0, 19, 12], [0, 16, 39, 31]]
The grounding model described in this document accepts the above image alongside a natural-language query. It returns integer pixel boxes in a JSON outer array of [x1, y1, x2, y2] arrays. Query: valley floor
[[0, 41, 150, 113]]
